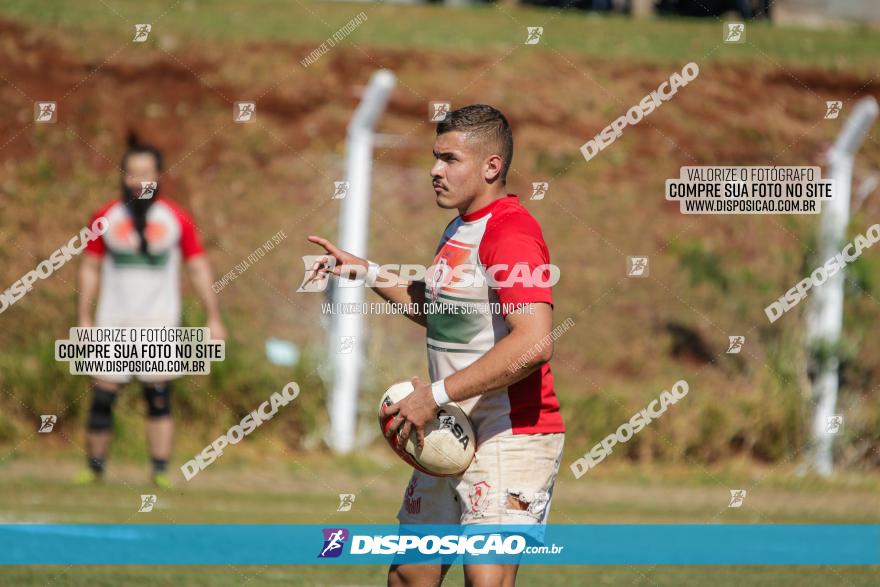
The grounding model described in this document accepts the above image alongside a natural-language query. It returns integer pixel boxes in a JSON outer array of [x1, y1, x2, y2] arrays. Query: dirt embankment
[[2, 17, 880, 467]]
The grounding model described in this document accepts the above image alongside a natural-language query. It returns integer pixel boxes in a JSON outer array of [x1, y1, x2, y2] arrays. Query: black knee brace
[[143, 383, 172, 418], [88, 385, 118, 431]]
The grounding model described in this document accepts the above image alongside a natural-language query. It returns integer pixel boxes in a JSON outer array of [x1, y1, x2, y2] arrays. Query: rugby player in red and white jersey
[[308, 105, 564, 586], [76, 136, 225, 488]]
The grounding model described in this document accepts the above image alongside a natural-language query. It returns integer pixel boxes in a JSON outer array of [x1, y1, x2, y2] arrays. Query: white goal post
[[805, 96, 878, 476], [326, 69, 396, 454]]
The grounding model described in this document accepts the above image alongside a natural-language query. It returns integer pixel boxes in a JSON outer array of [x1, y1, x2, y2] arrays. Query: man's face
[[122, 152, 159, 199], [430, 131, 486, 211]]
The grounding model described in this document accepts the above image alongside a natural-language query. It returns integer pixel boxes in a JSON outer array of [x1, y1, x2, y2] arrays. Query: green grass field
[[5, 565, 879, 587], [1, 452, 878, 585], [0, 0, 878, 69]]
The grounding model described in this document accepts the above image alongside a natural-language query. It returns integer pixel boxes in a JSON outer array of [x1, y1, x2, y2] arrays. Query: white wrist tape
[[365, 261, 380, 287], [431, 379, 451, 407]]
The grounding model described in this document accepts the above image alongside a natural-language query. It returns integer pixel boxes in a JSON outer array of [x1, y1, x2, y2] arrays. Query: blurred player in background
[[75, 135, 225, 488], [308, 105, 564, 586]]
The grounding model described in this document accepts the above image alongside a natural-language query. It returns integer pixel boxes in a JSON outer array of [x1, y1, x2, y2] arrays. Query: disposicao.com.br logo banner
[[0, 525, 878, 565]]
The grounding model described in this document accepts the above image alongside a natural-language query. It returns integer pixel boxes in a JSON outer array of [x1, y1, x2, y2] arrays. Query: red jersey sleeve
[[478, 209, 554, 316], [84, 203, 114, 257], [166, 200, 205, 259]]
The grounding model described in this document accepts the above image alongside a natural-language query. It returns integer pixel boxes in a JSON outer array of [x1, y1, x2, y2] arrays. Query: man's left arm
[[385, 302, 554, 446], [187, 255, 226, 340]]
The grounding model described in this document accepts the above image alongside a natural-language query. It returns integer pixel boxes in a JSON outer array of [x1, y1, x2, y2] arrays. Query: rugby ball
[[378, 381, 476, 477]]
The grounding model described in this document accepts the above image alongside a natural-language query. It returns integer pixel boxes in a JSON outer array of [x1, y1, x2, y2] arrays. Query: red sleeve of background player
[[166, 201, 205, 259], [478, 210, 554, 316], [84, 202, 114, 258]]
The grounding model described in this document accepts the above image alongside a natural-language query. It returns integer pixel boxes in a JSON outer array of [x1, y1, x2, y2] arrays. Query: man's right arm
[[306, 235, 428, 328], [77, 254, 101, 327], [370, 270, 427, 328]]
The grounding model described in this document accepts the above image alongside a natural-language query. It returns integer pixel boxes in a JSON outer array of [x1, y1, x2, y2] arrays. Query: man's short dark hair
[[436, 104, 513, 183]]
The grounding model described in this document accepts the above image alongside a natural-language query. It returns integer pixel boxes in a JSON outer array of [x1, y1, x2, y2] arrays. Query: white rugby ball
[[378, 381, 476, 477]]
